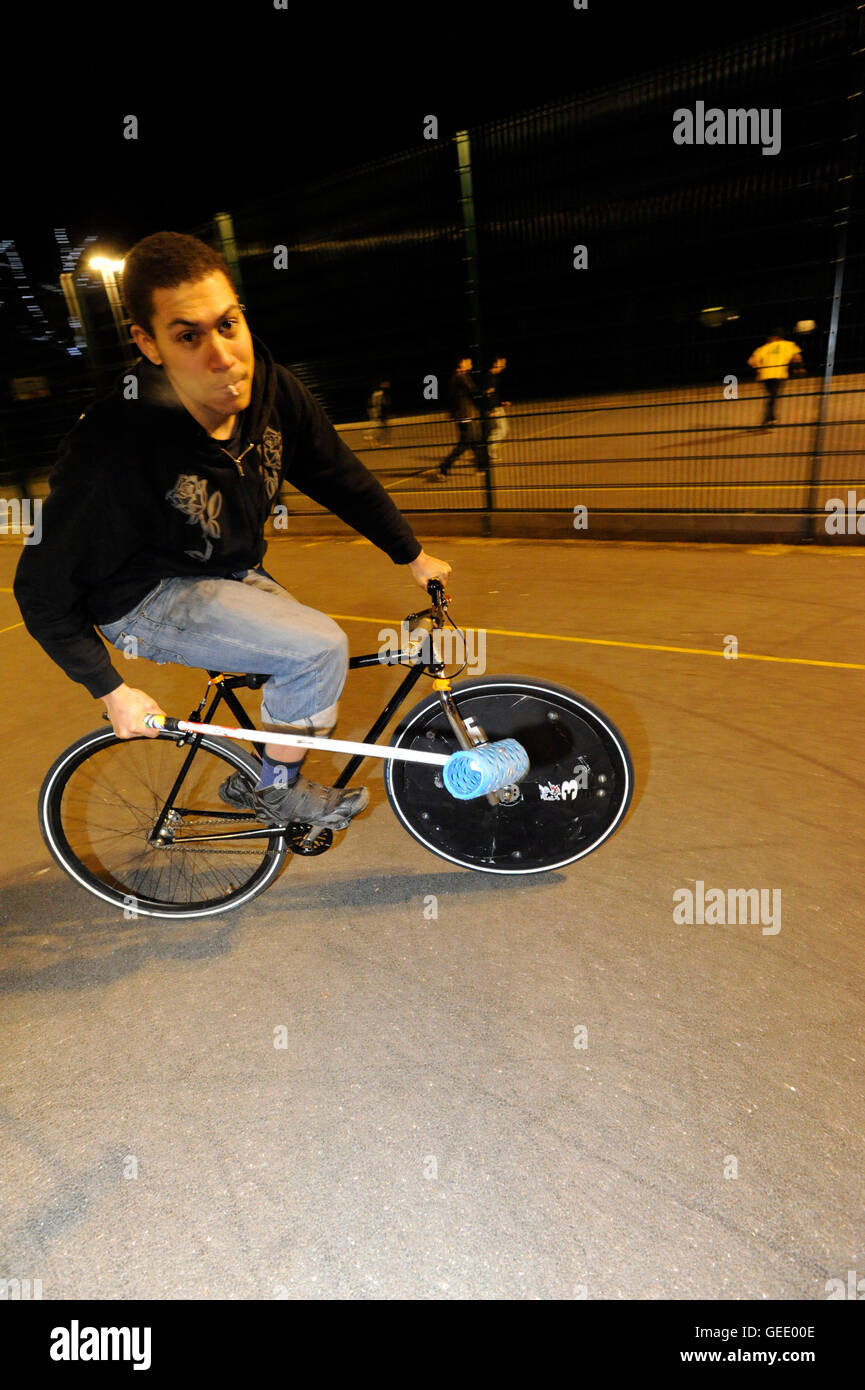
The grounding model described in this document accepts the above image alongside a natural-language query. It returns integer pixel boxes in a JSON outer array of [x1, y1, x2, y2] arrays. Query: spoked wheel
[[38, 729, 288, 918], [385, 675, 633, 874]]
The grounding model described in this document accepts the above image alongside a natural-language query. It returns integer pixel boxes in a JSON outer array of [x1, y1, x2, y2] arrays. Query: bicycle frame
[[146, 582, 497, 848]]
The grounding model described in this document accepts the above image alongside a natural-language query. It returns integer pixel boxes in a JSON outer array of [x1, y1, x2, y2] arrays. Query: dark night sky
[[4, 0, 846, 280]]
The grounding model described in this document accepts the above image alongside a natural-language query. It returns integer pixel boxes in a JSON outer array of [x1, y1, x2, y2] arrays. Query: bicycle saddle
[[206, 670, 271, 689]]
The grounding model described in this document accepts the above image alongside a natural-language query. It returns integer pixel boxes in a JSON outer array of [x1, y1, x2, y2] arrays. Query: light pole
[[90, 256, 129, 360]]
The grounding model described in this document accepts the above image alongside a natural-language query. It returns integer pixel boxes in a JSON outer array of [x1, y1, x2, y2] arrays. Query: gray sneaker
[[218, 768, 369, 830]]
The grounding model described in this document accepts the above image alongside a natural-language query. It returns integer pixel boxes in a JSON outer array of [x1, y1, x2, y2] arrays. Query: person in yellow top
[[748, 329, 803, 428]]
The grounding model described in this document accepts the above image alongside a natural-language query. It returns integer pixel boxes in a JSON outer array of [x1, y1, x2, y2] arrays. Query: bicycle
[[37, 581, 634, 919]]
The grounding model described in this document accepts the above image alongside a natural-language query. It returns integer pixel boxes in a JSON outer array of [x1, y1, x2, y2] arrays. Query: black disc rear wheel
[[385, 675, 633, 874]]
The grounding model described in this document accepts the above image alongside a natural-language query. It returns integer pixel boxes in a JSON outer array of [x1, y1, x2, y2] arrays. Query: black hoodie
[[14, 337, 422, 699]]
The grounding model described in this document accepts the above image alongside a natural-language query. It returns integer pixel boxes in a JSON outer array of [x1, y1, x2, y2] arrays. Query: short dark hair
[[121, 231, 235, 335]]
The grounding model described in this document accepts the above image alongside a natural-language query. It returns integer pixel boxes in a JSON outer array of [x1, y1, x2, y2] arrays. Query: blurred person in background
[[748, 329, 804, 429], [435, 357, 483, 480], [364, 379, 392, 445], [483, 355, 510, 462]]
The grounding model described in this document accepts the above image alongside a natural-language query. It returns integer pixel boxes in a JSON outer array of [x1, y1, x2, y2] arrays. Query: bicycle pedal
[[286, 823, 334, 855]]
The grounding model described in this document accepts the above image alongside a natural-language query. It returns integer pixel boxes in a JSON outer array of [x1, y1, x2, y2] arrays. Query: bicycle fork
[[432, 679, 521, 807], [292, 602, 526, 849]]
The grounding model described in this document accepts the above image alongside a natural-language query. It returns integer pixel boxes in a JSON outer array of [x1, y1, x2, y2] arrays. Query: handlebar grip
[[144, 714, 181, 732]]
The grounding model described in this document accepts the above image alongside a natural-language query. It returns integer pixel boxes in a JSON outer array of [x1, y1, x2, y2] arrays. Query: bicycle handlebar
[[426, 578, 448, 610]]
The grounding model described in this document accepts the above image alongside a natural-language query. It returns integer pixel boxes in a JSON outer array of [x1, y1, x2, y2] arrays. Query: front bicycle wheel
[[38, 728, 288, 918], [384, 675, 633, 874]]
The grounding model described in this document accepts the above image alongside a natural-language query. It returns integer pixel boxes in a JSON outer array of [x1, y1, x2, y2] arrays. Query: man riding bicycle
[[14, 231, 451, 831]]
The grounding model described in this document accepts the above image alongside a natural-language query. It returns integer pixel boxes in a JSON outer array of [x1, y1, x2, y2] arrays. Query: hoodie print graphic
[[165, 474, 223, 561], [260, 426, 283, 501]]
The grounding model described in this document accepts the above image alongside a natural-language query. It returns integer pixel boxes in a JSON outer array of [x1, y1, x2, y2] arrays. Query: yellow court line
[[0, 603, 856, 670], [327, 614, 865, 671], [381, 479, 865, 493]]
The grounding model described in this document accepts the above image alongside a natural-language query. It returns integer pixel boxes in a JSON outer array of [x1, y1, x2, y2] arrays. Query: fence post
[[455, 130, 493, 524], [214, 211, 246, 303], [807, 13, 861, 539], [59, 272, 88, 356], [807, 220, 849, 539]]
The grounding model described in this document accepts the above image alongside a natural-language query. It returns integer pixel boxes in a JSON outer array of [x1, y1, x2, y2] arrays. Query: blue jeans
[[97, 568, 349, 730]]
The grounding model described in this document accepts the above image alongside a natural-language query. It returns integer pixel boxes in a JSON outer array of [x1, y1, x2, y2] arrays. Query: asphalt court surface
[[0, 535, 863, 1299]]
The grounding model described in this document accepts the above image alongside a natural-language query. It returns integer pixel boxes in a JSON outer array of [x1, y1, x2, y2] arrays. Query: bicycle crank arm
[[143, 715, 529, 800]]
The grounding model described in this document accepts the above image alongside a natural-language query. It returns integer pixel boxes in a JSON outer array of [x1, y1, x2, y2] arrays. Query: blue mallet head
[[442, 739, 530, 799]]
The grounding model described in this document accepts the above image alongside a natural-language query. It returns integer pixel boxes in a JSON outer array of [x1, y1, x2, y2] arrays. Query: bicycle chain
[[151, 813, 284, 855], [157, 845, 273, 856]]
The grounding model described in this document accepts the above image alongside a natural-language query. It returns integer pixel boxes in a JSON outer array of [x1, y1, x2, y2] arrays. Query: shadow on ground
[[0, 866, 565, 995]]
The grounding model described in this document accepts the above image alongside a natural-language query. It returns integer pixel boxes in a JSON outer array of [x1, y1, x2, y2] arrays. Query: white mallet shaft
[[144, 715, 449, 767]]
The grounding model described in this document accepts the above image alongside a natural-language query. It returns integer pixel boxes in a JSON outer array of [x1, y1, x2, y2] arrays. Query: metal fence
[[2, 4, 862, 539], [266, 372, 861, 541]]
